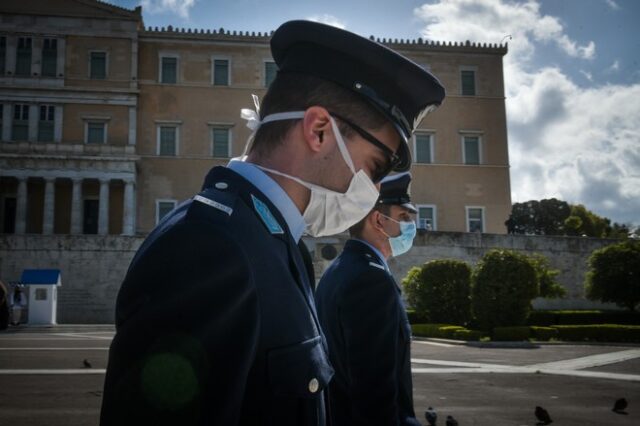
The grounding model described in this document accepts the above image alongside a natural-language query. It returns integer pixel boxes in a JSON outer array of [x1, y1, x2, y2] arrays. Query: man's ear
[[302, 106, 332, 153], [370, 210, 385, 232]]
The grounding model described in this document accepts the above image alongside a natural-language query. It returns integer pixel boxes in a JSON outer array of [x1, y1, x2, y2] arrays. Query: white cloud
[[414, 0, 640, 225], [605, 0, 620, 10], [306, 14, 346, 29], [606, 59, 620, 72], [140, 0, 196, 19], [579, 70, 593, 81]]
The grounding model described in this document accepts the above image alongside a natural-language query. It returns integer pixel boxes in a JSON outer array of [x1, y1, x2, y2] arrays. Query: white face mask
[[242, 108, 379, 237]]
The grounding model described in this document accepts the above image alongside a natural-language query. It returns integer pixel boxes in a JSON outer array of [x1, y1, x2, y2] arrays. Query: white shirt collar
[[227, 159, 306, 242]]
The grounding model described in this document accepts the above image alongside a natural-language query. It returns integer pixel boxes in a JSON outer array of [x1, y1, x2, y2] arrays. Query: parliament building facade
[[0, 0, 511, 239]]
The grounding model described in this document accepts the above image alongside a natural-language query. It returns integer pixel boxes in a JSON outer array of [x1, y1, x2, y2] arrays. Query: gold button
[[308, 378, 319, 393]]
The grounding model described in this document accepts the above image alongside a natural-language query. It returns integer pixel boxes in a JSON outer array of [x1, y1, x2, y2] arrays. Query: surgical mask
[[239, 100, 379, 237], [380, 214, 417, 257]]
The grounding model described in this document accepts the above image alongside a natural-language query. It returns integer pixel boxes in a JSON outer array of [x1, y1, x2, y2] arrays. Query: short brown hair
[[251, 72, 387, 158], [348, 204, 390, 239]]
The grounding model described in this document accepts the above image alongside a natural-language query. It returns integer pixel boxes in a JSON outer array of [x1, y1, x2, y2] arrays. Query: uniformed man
[[100, 20, 444, 426], [315, 172, 421, 426]]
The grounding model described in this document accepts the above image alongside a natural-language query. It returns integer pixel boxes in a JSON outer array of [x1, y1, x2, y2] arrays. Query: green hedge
[[453, 329, 484, 341], [530, 326, 559, 341], [411, 323, 485, 340], [552, 324, 640, 342], [492, 326, 531, 341], [528, 310, 640, 326], [406, 309, 429, 325]]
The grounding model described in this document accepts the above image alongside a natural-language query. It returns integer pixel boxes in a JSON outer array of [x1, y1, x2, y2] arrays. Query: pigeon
[[83, 359, 92, 368], [425, 407, 437, 426], [612, 398, 628, 414], [445, 415, 458, 426], [535, 406, 552, 425]]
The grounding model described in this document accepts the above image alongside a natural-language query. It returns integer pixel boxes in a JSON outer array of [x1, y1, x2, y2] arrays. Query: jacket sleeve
[[101, 220, 259, 426], [340, 267, 402, 426]]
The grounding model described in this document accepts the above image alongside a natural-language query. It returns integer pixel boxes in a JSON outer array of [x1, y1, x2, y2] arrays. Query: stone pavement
[[0, 325, 638, 425]]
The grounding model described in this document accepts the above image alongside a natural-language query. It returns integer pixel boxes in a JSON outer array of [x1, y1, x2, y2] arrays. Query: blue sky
[[110, 0, 640, 226]]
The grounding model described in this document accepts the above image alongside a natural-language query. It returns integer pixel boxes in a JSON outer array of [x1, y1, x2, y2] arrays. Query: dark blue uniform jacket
[[100, 166, 333, 426], [315, 240, 420, 426]]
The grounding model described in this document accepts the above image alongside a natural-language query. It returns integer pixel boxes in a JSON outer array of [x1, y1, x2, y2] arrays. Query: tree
[[528, 254, 566, 298], [402, 260, 472, 326], [472, 250, 538, 331], [510, 198, 571, 235], [586, 241, 640, 311]]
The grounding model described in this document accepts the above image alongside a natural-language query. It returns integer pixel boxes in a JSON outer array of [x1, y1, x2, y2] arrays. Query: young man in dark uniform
[[101, 20, 444, 426], [316, 172, 421, 426]]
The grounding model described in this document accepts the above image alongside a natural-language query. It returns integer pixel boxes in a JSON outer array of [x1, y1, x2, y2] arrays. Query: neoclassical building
[[0, 0, 511, 237]]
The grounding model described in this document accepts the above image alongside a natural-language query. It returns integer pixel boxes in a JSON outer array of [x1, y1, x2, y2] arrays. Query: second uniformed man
[[316, 172, 421, 426], [101, 20, 443, 426]]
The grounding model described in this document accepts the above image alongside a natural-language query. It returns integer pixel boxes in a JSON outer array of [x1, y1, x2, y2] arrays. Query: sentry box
[[20, 269, 62, 325]]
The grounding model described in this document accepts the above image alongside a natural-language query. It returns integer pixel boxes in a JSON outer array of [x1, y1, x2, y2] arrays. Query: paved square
[[0, 327, 638, 425]]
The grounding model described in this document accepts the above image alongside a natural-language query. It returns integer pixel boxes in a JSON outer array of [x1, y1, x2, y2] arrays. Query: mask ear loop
[[239, 93, 305, 158], [329, 116, 356, 175]]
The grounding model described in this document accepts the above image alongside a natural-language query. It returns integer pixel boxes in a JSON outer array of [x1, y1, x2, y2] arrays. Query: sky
[[110, 0, 640, 226]]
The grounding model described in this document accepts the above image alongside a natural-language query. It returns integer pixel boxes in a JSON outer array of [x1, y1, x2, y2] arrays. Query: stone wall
[[308, 231, 621, 311], [0, 235, 142, 323], [0, 232, 622, 323]]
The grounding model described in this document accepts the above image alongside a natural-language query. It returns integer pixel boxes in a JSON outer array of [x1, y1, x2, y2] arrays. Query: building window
[[158, 126, 178, 156], [83, 199, 99, 234], [86, 122, 106, 144], [2, 197, 16, 234], [461, 69, 476, 96], [12, 104, 29, 141], [212, 127, 230, 158], [264, 61, 277, 87], [38, 105, 55, 142], [90, 51, 107, 79], [213, 58, 229, 86], [466, 206, 485, 233], [160, 56, 177, 84], [156, 200, 177, 224], [41, 38, 57, 77], [16, 37, 32, 76], [0, 37, 6, 75], [35, 288, 48, 301], [462, 135, 481, 165], [417, 205, 436, 230], [414, 133, 433, 164]]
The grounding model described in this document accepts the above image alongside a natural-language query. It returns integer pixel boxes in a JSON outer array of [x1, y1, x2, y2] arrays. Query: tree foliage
[[586, 241, 640, 311], [528, 254, 566, 299], [509, 198, 633, 238], [402, 260, 472, 326], [471, 250, 538, 331]]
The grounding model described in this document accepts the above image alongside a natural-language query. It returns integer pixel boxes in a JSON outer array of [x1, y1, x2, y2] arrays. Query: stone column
[[70, 178, 83, 235], [98, 178, 110, 235], [5, 36, 17, 76], [42, 177, 55, 234], [56, 37, 66, 78], [122, 179, 136, 235], [128, 106, 137, 145], [15, 177, 28, 234], [1, 104, 11, 141], [28, 104, 38, 142]]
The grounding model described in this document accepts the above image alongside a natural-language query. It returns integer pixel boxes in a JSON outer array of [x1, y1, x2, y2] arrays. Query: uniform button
[[308, 378, 319, 394], [214, 182, 228, 190]]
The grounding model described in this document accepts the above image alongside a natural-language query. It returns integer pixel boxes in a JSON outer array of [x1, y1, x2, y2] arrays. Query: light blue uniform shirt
[[353, 238, 390, 272], [228, 159, 306, 243]]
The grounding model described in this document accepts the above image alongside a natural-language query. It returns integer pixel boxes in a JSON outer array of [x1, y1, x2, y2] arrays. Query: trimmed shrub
[[530, 326, 559, 341], [420, 259, 472, 325], [492, 326, 531, 341], [472, 249, 538, 331], [402, 267, 425, 315], [405, 309, 429, 325], [528, 254, 566, 298], [453, 329, 485, 341], [528, 310, 640, 326], [411, 324, 465, 339], [551, 324, 640, 342], [586, 241, 640, 311]]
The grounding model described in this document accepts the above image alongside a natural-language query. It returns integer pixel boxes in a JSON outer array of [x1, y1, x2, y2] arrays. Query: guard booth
[[21, 269, 62, 325]]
